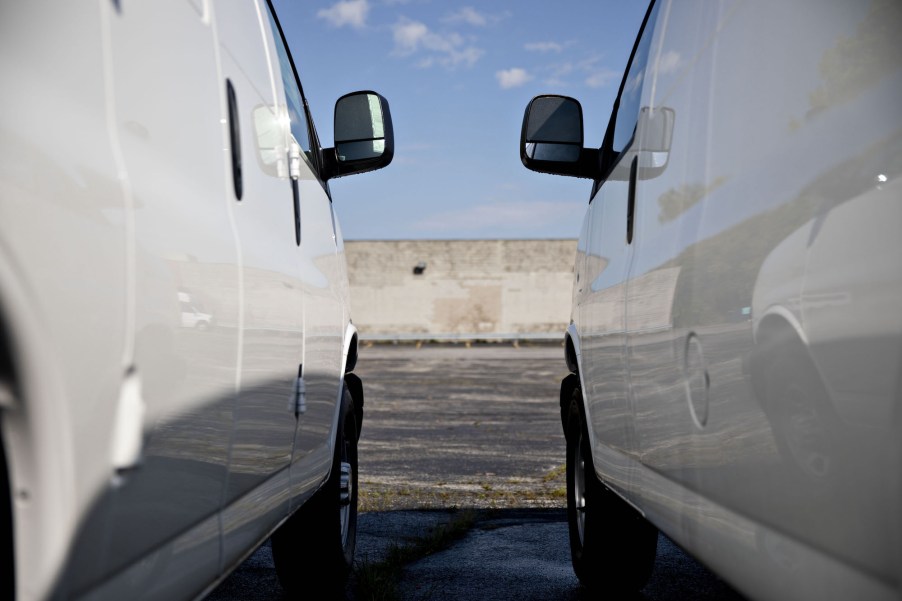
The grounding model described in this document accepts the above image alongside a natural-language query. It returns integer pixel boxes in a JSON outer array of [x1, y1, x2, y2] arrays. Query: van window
[[264, 6, 313, 159], [611, 1, 661, 154]]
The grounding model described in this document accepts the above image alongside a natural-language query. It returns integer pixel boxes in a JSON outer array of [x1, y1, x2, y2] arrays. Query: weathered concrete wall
[[345, 239, 578, 339]]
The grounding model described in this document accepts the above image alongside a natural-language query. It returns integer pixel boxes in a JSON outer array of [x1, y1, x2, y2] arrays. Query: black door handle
[[291, 179, 301, 246], [627, 155, 638, 244], [289, 143, 302, 246], [226, 79, 243, 201]]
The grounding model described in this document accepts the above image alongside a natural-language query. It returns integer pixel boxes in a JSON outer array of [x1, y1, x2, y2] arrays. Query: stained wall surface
[[344, 239, 578, 339]]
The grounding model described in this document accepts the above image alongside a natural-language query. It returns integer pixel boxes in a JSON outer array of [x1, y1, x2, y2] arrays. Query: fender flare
[[0, 247, 79, 601], [749, 305, 810, 403], [342, 322, 359, 375], [560, 324, 584, 433], [340, 323, 363, 439]]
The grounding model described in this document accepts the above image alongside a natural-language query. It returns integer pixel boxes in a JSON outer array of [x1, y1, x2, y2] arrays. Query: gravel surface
[[353, 341, 571, 512]]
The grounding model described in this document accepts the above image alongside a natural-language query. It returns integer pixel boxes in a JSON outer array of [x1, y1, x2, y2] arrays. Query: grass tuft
[[353, 509, 478, 601], [542, 464, 566, 483]]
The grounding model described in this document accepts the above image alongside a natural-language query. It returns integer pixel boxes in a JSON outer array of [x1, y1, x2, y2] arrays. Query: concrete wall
[[345, 239, 578, 339]]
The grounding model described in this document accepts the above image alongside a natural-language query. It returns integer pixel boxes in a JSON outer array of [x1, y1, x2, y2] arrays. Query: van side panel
[[626, 0, 901, 594], [81, 2, 240, 597], [212, 0, 301, 571], [0, 3, 128, 598], [580, 183, 636, 480]]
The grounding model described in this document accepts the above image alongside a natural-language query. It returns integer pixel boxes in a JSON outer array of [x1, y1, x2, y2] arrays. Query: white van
[[521, 1, 901, 599], [0, 1, 392, 599]]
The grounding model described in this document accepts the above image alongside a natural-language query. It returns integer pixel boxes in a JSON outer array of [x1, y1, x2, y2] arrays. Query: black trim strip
[[226, 79, 243, 201], [627, 155, 638, 244]]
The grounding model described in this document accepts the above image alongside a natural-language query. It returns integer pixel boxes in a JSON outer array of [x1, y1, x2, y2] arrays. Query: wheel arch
[[750, 310, 811, 404], [560, 325, 584, 435], [341, 323, 363, 439], [0, 252, 80, 601], [342, 323, 359, 375], [564, 324, 581, 374]]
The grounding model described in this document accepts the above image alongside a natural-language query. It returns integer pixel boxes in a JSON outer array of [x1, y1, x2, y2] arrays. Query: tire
[[272, 383, 359, 599], [565, 385, 657, 594], [763, 350, 837, 482]]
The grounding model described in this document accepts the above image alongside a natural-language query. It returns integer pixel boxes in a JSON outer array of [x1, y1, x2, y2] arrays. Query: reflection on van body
[[0, 1, 394, 600], [521, 0, 901, 599]]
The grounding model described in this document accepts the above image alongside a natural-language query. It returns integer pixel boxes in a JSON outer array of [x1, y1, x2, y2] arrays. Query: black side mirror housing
[[521, 96, 676, 183], [520, 95, 601, 179], [323, 91, 394, 181]]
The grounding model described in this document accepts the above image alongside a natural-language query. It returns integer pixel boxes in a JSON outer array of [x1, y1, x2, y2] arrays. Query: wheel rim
[[339, 459, 353, 547], [572, 430, 587, 547]]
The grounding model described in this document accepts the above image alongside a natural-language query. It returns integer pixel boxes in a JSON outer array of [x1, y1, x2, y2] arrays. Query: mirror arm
[[576, 147, 603, 180], [522, 146, 602, 180], [321, 144, 394, 182], [321, 147, 340, 182]]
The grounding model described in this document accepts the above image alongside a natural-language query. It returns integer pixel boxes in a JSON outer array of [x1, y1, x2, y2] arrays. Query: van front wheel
[[565, 387, 657, 594], [272, 384, 359, 599]]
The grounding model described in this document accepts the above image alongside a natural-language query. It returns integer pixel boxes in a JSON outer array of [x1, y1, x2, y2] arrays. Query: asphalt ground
[[207, 342, 747, 601]]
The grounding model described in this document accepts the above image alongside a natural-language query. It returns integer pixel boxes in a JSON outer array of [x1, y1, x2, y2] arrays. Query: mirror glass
[[337, 139, 386, 162], [524, 142, 581, 162], [524, 96, 583, 163], [335, 93, 385, 162]]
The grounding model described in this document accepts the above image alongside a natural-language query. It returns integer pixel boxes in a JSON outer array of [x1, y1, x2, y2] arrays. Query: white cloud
[[496, 67, 532, 89], [392, 18, 429, 51], [623, 70, 644, 94], [548, 61, 575, 79], [452, 48, 484, 69], [585, 68, 619, 88], [391, 17, 483, 68], [656, 50, 682, 74], [525, 41, 563, 53], [444, 7, 487, 26], [537, 55, 622, 89], [317, 0, 370, 29], [415, 201, 584, 233]]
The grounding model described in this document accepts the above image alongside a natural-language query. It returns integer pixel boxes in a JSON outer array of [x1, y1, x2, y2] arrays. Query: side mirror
[[520, 95, 600, 179], [323, 91, 394, 181]]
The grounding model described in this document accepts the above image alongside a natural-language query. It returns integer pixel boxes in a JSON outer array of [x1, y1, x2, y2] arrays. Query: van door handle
[[289, 142, 302, 246], [627, 155, 638, 244], [226, 79, 243, 201]]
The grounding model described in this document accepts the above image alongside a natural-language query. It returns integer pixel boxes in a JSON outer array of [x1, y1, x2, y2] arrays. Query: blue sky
[[271, 0, 648, 240]]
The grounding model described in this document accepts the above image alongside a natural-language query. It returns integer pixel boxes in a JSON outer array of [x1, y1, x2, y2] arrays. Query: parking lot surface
[[208, 342, 746, 600]]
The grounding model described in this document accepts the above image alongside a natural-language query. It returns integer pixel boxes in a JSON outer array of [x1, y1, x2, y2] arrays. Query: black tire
[[272, 384, 359, 599], [763, 350, 838, 482], [565, 385, 657, 594]]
